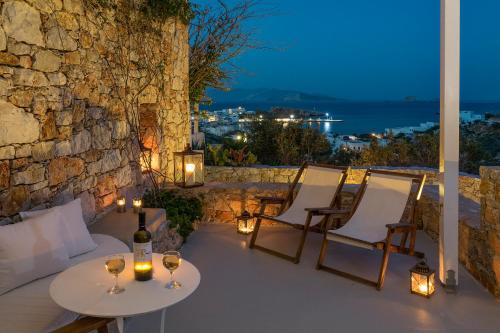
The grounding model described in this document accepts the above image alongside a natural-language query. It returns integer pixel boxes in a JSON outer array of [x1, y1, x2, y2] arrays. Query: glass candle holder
[[133, 198, 142, 213], [117, 196, 126, 213]]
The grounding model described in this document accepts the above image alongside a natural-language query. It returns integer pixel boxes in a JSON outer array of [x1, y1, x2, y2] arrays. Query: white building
[[460, 110, 484, 123], [385, 122, 437, 136]]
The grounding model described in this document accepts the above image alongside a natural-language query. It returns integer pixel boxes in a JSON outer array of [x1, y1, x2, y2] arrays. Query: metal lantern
[[174, 144, 204, 188], [410, 261, 436, 298], [236, 210, 255, 235]]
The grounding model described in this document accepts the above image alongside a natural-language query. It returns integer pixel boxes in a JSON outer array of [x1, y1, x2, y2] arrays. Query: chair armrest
[[51, 317, 114, 333], [255, 196, 286, 204], [386, 223, 417, 233]]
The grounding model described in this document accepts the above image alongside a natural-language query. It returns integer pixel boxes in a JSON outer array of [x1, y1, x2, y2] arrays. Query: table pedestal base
[[116, 317, 124, 333], [115, 308, 166, 333], [160, 308, 166, 333]]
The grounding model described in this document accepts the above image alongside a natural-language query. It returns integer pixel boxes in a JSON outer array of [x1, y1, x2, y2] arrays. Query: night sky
[[195, 0, 500, 101]]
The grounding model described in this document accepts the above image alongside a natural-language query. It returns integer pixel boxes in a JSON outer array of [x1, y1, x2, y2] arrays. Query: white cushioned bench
[[0, 234, 129, 333]]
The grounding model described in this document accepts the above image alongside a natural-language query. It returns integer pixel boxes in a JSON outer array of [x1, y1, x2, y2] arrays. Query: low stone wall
[[170, 182, 289, 225], [479, 167, 500, 296], [205, 166, 481, 202]]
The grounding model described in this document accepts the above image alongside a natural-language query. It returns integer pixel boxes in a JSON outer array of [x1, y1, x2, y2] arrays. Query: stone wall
[[0, 1, 189, 223], [205, 166, 481, 202], [478, 166, 500, 296]]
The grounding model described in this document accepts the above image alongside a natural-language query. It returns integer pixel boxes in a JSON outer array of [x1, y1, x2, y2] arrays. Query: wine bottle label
[[133, 242, 152, 262]]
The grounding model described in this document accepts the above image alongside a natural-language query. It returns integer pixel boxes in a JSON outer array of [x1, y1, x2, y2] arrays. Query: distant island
[[207, 88, 340, 103]]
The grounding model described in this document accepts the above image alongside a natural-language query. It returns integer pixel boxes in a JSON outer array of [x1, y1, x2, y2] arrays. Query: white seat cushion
[[0, 234, 129, 333], [21, 199, 97, 258], [0, 210, 70, 295]]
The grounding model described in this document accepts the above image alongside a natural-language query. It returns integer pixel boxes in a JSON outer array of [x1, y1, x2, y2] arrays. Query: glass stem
[[114, 274, 119, 290], [170, 271, 174, 284]]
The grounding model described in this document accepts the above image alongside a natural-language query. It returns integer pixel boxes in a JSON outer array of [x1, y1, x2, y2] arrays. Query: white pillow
[[20, 199, 97, 258], [0, 209, 70, 295]]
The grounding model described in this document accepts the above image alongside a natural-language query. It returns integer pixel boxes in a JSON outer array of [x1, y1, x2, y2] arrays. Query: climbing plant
[[87, 0, 194, 24], [82, 0, 193, 199]]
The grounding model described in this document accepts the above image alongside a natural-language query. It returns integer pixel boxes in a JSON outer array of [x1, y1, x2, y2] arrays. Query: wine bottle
[[133, 211, 153, 281]]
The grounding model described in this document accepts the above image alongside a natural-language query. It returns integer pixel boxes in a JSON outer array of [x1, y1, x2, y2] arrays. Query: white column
[[439, 0, 460, 285]]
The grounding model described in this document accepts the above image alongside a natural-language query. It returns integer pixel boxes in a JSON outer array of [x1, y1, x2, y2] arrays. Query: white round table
[[50, 253, 200, 333]]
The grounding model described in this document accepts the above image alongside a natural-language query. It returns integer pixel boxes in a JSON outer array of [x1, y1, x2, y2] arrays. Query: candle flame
[[185, 163, 196, 174], [135, 263, 152, 271]]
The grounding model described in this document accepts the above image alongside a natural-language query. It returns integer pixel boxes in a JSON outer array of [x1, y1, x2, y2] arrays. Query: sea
[[207, 101, 500, 135]]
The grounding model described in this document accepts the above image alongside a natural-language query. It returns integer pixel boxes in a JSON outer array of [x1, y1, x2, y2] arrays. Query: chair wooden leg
[[316, 235, 329, 269], [376, 232, 393, 290], [293, 214, 313, 264], [249, 217, 262, 249], [97, 325, 109, 333], [408, 229, 417, 256]]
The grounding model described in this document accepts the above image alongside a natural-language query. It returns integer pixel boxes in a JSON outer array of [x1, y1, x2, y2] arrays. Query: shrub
[[143, 190, 202, 240], [246, 120, 332, 165]]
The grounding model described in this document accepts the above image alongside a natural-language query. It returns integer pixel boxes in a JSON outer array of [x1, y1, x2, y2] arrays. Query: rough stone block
[[46, 26, 77, 51], [1, 1, 44, 46], [32, 141, 55, 161], [12, 164, 45, 185], [55, 141, 72, 157], [33, 50, 61, 72], [0, 146, 15, 160], [48, 157, 84, 186], [0, 185, 30, 216], [13, 68, 48, 87], [0, 161, 9, 190], [92, 123, 112, 149], [0, 100, 39, 145]]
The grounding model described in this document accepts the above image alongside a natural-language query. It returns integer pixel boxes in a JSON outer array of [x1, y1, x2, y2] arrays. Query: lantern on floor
[[174, 144, 204, 188], [410, 261, 435, 298], [236, 210, 255, 235], [116, 196, 126, 213]]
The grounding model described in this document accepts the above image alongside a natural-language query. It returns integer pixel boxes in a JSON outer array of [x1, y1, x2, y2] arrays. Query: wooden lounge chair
[[314, 169, 426, 290], [249, 163, 348, 264], [51, 317, 114, 333]]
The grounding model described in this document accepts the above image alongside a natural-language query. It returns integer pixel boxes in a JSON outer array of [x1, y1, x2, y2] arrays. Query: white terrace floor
[[126, 224, 500, 333]]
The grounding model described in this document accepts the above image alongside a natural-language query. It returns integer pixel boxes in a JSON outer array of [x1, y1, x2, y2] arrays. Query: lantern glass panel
[[237, 218, 254, 234], [174, 145, 204, 188], [411, 271, 435, 297]]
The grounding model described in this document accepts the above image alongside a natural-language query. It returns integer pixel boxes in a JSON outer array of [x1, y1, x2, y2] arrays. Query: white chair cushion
[[277, 166, 343, 226], [329, 173, 413, 244], [0, 234, 129, 333], [21, 198, 97, 258], [0, 210, 70, 296]]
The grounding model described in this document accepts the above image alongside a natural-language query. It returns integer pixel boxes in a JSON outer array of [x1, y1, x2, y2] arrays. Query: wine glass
[[105, 254, 125, 294], [163, 251, 182, 289]]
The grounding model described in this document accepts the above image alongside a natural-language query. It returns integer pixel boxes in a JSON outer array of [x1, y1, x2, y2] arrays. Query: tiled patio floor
[[126, 224, 499, 333]]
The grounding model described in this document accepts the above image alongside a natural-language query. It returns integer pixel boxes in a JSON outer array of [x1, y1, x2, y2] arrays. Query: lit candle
[[185, 163, 196, 183], [133, 198, 142, 213], [134, 262, 152, 272], [116, 196, 126, 213]]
